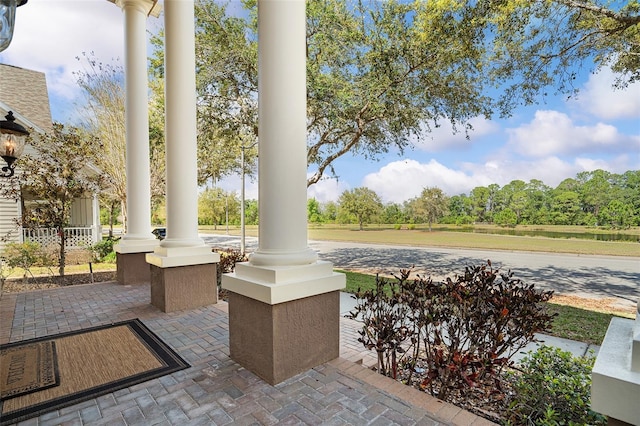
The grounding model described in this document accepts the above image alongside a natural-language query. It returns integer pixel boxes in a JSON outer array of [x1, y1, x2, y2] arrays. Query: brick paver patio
[[0, 282, 495, 425]]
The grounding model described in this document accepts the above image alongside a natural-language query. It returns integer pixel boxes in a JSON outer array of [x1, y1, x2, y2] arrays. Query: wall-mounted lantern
[[0, 111, 29, 177], [0, 0, 27, 52]]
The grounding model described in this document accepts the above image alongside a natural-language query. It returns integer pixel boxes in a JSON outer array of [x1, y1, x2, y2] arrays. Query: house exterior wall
[[70, 197, 94, 227], [0, 198, 20, 250]]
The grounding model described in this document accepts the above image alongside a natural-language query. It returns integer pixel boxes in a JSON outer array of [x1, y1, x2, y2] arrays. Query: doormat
[[0, 319, 189, 425], [1, 340, 60, 400]]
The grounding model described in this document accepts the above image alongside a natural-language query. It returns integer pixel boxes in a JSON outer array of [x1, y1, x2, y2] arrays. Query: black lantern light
[[0, 111, 29, 177], [0, 0, 27, 52]]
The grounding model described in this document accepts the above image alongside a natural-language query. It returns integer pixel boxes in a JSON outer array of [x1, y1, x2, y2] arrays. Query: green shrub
[[394, 223, 402, 230], [92, 237, 119, 262], [1, 241, 55, 283], [504, 345, 606, 425], [407, 223, 416, 230], [102, 251, 117, 264]]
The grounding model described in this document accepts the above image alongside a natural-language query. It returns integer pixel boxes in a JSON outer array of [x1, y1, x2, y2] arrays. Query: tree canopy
[[148, 0, 638, 189], [338, 187, 383, 230], [304, 169, 639, 229], [74, 54, 127, 230], [408, 187, 449, 231], [481, 0, 640, 95]]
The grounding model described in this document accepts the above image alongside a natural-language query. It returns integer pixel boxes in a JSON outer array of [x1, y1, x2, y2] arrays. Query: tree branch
[[555, 0, 640, 26]]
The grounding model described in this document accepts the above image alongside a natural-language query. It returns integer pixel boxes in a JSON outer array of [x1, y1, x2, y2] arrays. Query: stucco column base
[[149, 263, 218, 313], [114, 240, 159, 285], [227, 290, 340, 385], [222, 261, 345, 384], [116, 252, 152, 285]]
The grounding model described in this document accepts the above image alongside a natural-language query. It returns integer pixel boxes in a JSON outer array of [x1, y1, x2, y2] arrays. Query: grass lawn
[[338, 268, 619, 346], [203, 224, 640, 257], [546, 303, 614, 346]]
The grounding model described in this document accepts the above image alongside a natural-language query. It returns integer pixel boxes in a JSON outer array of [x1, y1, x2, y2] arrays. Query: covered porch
[[0, 281, 490, 425]]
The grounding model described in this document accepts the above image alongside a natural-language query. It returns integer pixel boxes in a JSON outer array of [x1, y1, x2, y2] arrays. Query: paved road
[[201, 234, 639, 304]]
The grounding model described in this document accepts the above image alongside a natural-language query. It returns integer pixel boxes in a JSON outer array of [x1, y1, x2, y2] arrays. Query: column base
[[228, 290, 340, 385], [150, 263, 218, 312], [222, 261, 345, 384], [116, 252, 152, 285], [592, 316, 640, 425]]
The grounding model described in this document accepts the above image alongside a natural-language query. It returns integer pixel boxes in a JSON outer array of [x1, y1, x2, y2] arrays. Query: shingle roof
[[0, 64, 53, 132]]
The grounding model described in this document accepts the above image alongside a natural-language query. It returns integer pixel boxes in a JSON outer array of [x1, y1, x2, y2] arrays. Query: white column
[[146, 0, 217, 268], [222, 0, 344, 305], [249, 0, 317, 267], [114, 0, 158, 254]]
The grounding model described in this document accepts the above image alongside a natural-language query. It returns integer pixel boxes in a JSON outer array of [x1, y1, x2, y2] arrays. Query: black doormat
[[0, 319, 189, 425]]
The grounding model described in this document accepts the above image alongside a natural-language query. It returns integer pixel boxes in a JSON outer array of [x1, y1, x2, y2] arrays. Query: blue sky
[[2, 0, 639, 205]]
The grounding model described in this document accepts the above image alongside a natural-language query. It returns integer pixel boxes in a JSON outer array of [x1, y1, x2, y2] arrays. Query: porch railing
[[22, 227, 96, 248]]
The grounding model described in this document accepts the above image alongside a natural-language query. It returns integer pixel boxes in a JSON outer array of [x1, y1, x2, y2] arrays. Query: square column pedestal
[[115, 240, 160, 285], [146, 247, 220, 313], [222, 261, 345, 385], [591, 302, 640, 425]]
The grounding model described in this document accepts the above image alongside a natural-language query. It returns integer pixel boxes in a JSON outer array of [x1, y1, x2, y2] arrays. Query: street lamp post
[[240, 141, 257, 254]]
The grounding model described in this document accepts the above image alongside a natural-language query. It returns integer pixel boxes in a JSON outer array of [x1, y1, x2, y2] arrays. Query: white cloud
[[572, 68, 640, 120], [361, 155, 638, 203], [1, 0, 125, 74], [307, 175, 348, 203], [411, 116, 499, 152], [506, 110, 638, 157], [0, 0, 162, 121], [217, 172, 347, 204], [361, 159, 494, 203]]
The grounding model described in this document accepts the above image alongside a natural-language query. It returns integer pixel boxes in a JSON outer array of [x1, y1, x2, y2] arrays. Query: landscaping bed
[[1, 270, 117, 294]]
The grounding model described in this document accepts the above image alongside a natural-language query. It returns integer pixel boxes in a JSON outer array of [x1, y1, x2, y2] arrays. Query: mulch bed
[[1, 271, 117, 294]]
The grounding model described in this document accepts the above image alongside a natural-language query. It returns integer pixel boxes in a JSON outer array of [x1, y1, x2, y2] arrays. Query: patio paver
[[0, 282, 495, 425]]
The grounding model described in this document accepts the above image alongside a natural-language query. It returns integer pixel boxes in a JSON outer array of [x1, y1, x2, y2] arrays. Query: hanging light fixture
[[0, 0, 27, 52], [0, 111, 29, 177]]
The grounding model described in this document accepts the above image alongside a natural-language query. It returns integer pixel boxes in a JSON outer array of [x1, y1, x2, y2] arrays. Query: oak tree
[[338, 187, 383, 230]]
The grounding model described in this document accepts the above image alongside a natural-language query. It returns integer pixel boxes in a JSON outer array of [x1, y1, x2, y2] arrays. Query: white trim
[[146, 245, 219, 268], [222, 261, 346, 305]]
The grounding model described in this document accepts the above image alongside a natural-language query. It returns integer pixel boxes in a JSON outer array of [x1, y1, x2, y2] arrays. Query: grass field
[[202, 224, 640, 257], [308, 225, 640, 257]]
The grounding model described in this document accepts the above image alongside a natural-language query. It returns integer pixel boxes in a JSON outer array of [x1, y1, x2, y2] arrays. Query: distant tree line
[[310, 170, 640, 229], [157, 169, 637, 230]]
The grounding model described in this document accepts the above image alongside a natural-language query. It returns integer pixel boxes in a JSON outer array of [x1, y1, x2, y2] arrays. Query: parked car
[[152, 227, 166, 240]]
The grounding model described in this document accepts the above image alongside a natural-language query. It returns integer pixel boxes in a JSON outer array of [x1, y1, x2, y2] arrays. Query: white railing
[[23, 227, 95, 248]]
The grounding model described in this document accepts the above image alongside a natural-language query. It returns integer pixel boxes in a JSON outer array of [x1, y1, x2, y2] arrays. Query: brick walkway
[[0, 282, 495, 425]]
